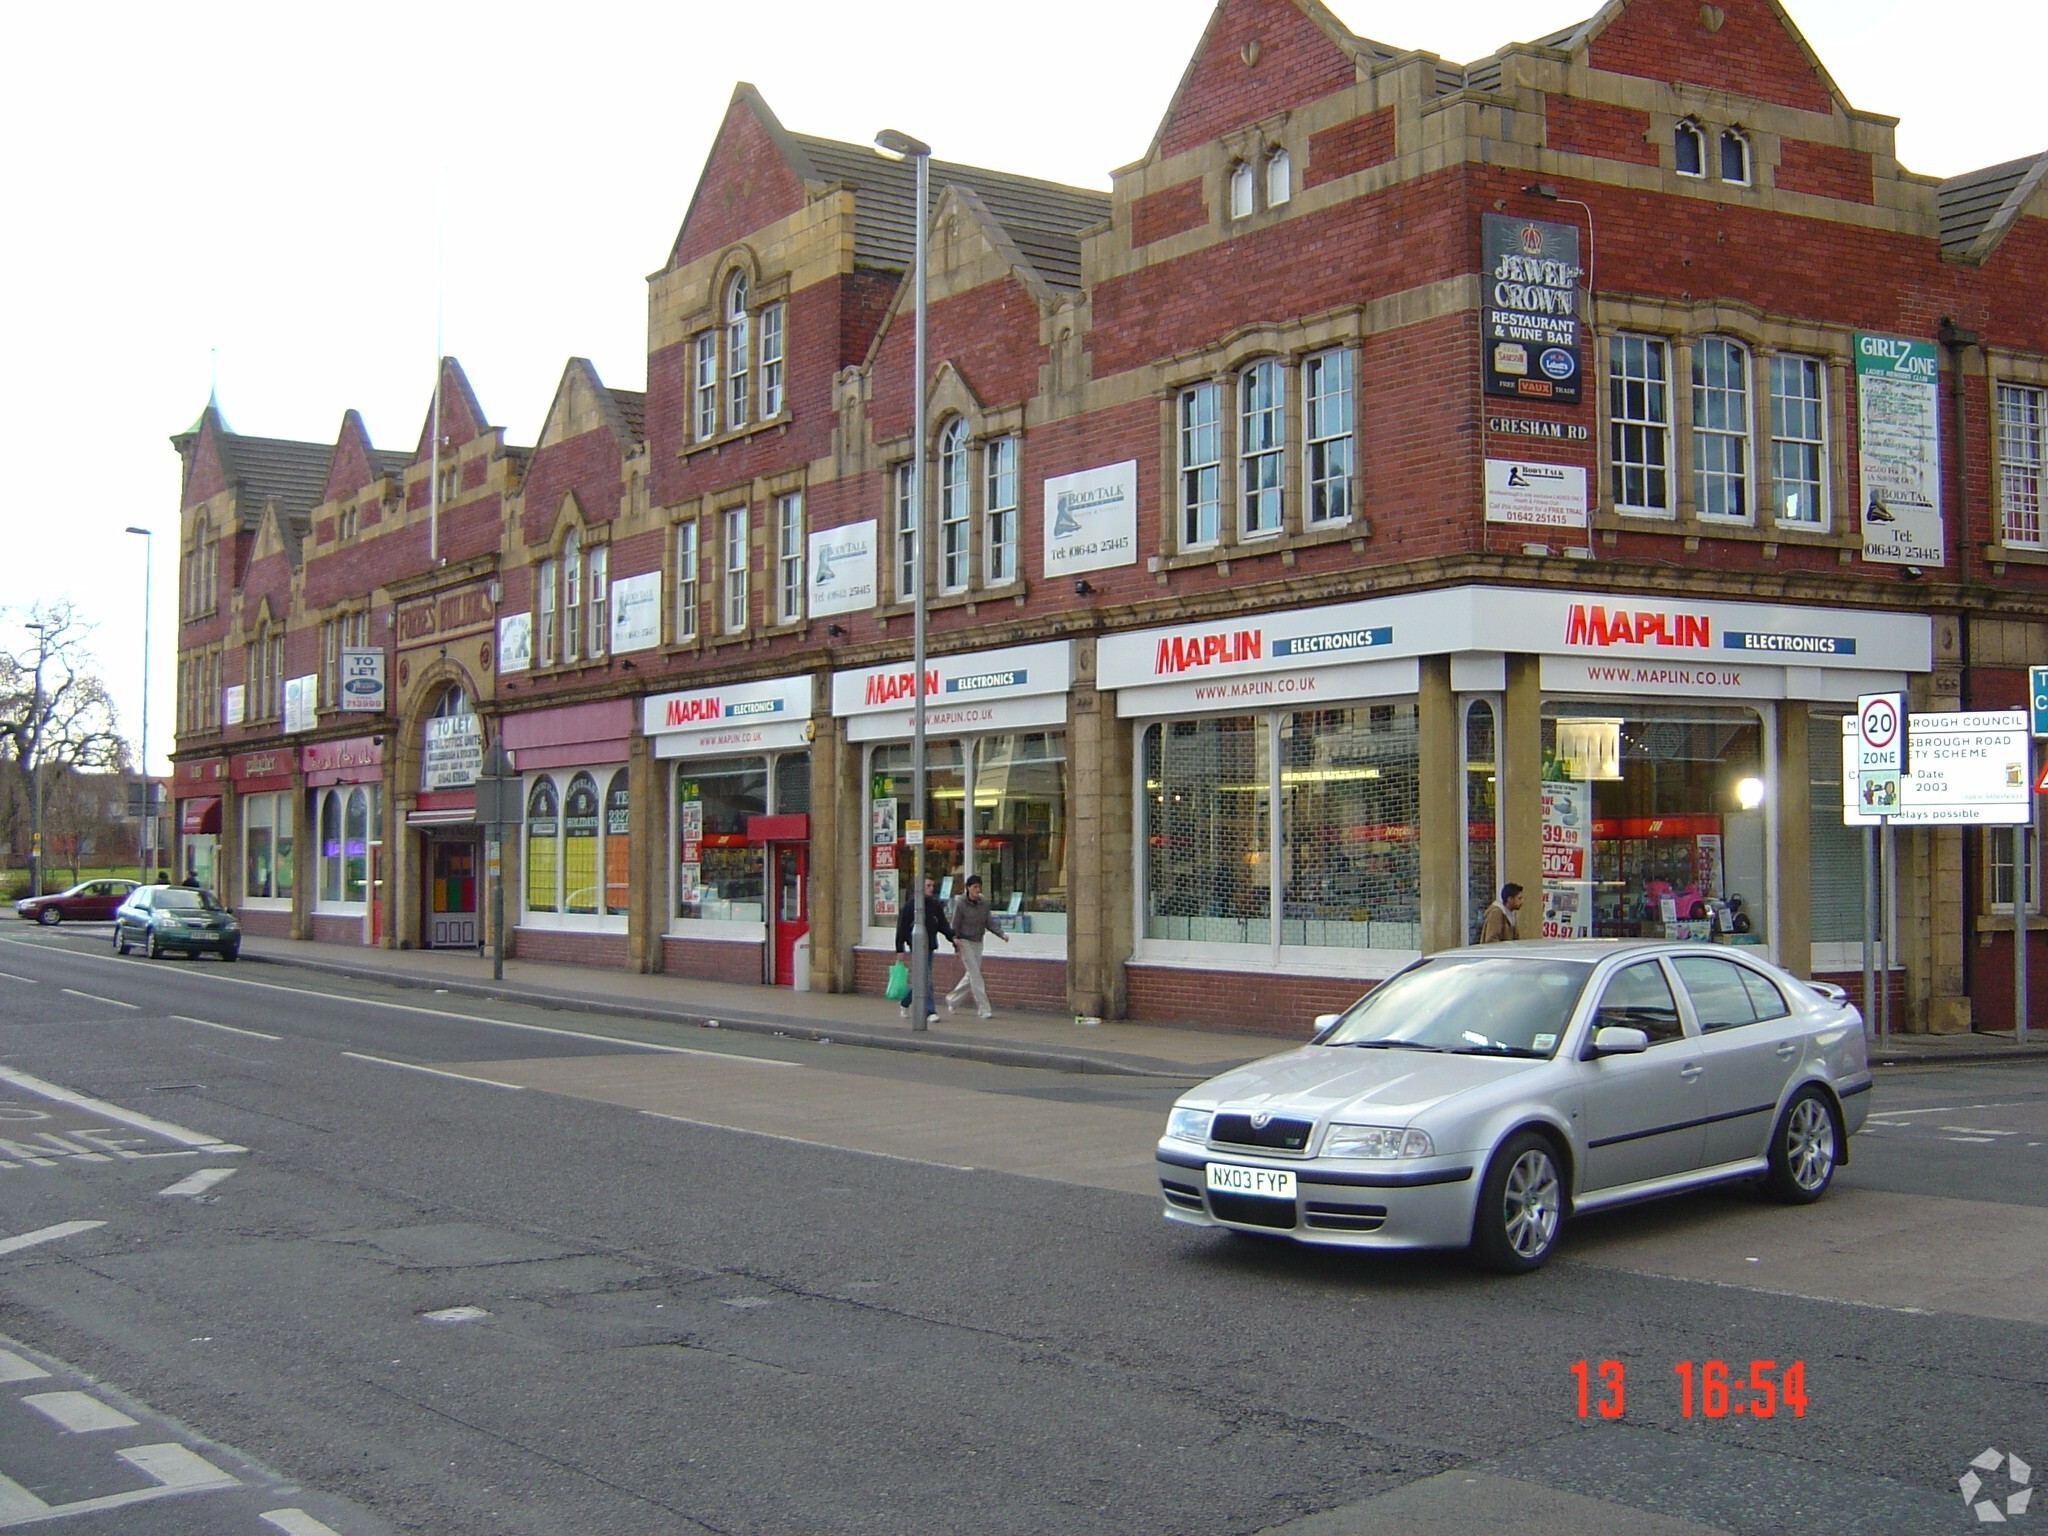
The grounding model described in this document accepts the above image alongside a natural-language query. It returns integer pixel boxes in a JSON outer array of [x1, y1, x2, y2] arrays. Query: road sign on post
[[1855, 692, 1905, 814], [2032, 665, 2048, 739], [477, 745, 518, 982]]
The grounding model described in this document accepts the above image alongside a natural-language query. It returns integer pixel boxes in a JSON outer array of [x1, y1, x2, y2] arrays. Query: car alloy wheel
[[1764, 1088, 1838, 1204], [37, 907, 60, 926], [113, 927, 128, 955], [1473, 1130, 1564, 1274], [221, 944, 240, 963], [147, 930, 163, 960]]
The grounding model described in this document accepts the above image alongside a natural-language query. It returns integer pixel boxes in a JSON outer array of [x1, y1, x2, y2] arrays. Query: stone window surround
[[1218, 112, 1293, 230], [1653, 103, 1772, 195], [874, 390, 1029, 619], [1592, 298, 1853, 552], [528, 500, 611, 675], [1985, 352, 2048, 569], [1153, 311, 1368, 575], [678, 246, 793, 458]]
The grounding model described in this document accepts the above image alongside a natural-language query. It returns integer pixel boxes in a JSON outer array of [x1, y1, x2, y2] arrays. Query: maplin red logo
[[664, 695, 723, 726], [864, 669, 939, 707], [1154, 629, 1263, 675], [1564, 604, 1712, 648]]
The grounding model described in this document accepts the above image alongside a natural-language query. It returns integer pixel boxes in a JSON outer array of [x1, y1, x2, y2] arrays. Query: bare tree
[[0, 603, 129, 895]]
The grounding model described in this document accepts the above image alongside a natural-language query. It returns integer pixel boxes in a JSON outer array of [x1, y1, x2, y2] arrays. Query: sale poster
[[1541, 780, 1593, 938]]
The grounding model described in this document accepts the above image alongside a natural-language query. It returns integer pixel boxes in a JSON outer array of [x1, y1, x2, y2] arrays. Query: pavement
[[227, 933, 2048, 1077]]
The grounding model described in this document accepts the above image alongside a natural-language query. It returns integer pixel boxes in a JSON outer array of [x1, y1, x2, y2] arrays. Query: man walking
[[1479, 882, 1524, 943], [944, 874, 1008, 1018], [894, 876, 953, 1024]]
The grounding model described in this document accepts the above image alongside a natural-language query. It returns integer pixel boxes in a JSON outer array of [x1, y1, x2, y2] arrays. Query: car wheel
[[37, 907, 60, 926], [147, 930, 163, 960], [1763, 1088, 1839, 1204], [221, 944, 240, 962], [1472, 1130, 1565, 1274], [113, 927, 128, 955]]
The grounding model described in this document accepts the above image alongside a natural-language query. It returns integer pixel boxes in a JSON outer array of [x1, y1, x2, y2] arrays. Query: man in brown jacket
[[1479, 883, 1524, 943]]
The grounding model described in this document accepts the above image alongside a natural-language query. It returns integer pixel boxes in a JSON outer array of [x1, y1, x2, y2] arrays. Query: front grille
[[1160, 1180, 1205, 1210], [1304, 1203, 1388, 1233], [1210, 1113, 1314, 1153], [1208, 1192, 1298, 1229]]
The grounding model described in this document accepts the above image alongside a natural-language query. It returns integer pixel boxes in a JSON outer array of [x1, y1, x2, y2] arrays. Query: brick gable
[[1775, 139, 1873, 204], [670, 95, 808, 270], [1305, 108, 1394, 188], [1155, 0, 1357, 160], [1131, 179, 1208, 246], [1545, 97, 1657, 167], [1586, 0, 1835, 115], [321, 410, 381, 502]]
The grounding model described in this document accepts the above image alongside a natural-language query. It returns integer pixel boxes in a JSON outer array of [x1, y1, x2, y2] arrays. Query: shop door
[[769, 843, 809, 986], [427, 838, 479, 949]]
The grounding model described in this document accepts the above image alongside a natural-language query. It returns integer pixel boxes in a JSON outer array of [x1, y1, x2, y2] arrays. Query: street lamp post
[[24, 620, 47, 896], [126, 526, 153, 882], [876, 127, 932, 1030]]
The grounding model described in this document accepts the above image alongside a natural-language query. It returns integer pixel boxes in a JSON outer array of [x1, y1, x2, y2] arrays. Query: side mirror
[[1590, 1025, 1650, 1056], [1312, 1013, 1341, 1034]]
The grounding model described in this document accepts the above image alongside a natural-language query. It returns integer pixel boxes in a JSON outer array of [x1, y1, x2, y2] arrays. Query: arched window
[[1265, 148, 1291, 207], [938, 417, 970, 592], [525, 778, 560, 914], [537, 559, 557, 661], [1674, 120, 1705, 178], [561, 527, 582, 663], [1719, 128, 1751, 185], [1239, 359, 1284, 536], [604, 771, 631, 916], [724, 272, 751, 431], [1228, 160, 1254, 219], [343, 789, 369, 903], [321, 792, 342, 903], [563, 773, 600, 915]]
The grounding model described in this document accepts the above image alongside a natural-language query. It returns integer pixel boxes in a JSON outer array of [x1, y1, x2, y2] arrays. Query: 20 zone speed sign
[[1856, 692, 1905, 812]]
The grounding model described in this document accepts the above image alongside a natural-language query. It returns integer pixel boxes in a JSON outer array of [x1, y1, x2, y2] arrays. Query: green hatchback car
[[112, 885, 242, 961]]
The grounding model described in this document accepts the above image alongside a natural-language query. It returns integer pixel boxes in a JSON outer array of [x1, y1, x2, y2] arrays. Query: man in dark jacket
[[894, 876, 953, 1023]]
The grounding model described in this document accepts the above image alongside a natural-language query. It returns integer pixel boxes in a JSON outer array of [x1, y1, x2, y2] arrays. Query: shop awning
[[405, 807, 477, 828], [179, 797, 221, 835]]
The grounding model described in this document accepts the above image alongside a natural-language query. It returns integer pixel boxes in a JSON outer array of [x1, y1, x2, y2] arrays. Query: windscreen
[[1322, 955, 1595, 1057]]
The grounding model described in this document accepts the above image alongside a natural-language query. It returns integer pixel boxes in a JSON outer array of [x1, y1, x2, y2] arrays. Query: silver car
[[1157, 941, 1871, 1273]]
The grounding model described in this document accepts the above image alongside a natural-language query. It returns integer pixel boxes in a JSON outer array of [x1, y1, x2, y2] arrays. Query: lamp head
[[874, 129, 931, 160]]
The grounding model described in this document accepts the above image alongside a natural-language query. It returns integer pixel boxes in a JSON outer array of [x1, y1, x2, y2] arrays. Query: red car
[[15, 879, 139, 925]]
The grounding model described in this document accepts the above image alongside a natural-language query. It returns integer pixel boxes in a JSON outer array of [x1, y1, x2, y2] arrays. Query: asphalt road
[[0, 923, 2042, 1535]]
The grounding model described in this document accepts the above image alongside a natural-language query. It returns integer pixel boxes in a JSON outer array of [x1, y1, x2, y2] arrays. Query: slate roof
[[1938, 153, 2046, 259], [214, 432, 332, 529], [371, 449, 412, 481], [788, 132, 1110, 292], [611, 388, 647, 442]]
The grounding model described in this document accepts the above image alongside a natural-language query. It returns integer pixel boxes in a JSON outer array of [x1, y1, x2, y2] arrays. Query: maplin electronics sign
[[1482, 214, 1583, 405]]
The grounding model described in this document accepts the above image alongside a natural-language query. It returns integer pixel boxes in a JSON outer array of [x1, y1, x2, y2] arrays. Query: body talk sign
[[1483, 214, 1583, 405]]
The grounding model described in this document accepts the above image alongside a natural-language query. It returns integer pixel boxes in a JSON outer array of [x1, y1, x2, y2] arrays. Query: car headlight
[[1323, 1124, 1435, 1159], [1165, 1106, 1213, 1142], [157, 912, 187, 928]]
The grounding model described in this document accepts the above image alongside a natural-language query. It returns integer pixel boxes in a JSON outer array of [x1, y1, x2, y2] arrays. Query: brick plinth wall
[[662, 934, 767, 986], [853, 947, 1067, 1013], [510, 929, 631, 971], [1126, 964, 1367, 1034], [310, 914, 367, 946], [234, 909, 291, 938]]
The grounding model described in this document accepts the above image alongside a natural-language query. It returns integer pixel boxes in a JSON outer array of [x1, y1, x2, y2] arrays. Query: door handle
[[1679, 1063, 1704, 1080], [1775, 1042, 1800, 1059]]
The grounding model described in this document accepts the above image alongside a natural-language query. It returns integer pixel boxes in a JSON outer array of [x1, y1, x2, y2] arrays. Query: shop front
[[228, 748, 297, 934], [302, 735, 384, 945], [645, 675, 816, 986], [504, 701, 634, 968], [831, 642, 1073, 1010], [171, 757, 225, 889], [408, 690, 483, 950], [1097, 586, 1932, 1028]]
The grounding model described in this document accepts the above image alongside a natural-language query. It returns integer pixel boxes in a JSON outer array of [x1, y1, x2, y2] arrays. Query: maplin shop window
[[865, 734, 1068, 938], [1141, 704, 1420, 957], [674, 752, 810, 925], [1540, 702, 1768, 943]]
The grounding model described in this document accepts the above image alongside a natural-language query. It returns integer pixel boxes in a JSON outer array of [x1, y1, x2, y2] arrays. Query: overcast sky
[[4, 0, 2039, 775]]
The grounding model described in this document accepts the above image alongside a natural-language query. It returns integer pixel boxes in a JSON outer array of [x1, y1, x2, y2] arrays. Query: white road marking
[[22, 1390, 138, 1433], [262, 1512, 345, 1536], [342, 1052, 523, 1090], [9, 941, 797, 1063], [261, 1510, 345, 1536], [0, 1440, 238, 1526], [159, 1166, 238, 1199], [1947, 1136, 1996, 1144], [1939, 1125, 2018, 1136], [0, 971, 38, 984], [59, 988, 138, 1010], [0, 1067, 246, 1153], [1867, 1102, 2030, 1120], [420, 1306, 489, 1324], [117, 1442, 238, 1491], [0, 1349, 50, 1384], [639, 1109, 976, 1171], [173, 1014, 281, 1041], [0, 1221, 104, 1258]]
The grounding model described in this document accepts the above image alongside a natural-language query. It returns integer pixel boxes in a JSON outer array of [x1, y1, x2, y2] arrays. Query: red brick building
[[171, 0, 2048, 1032]]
